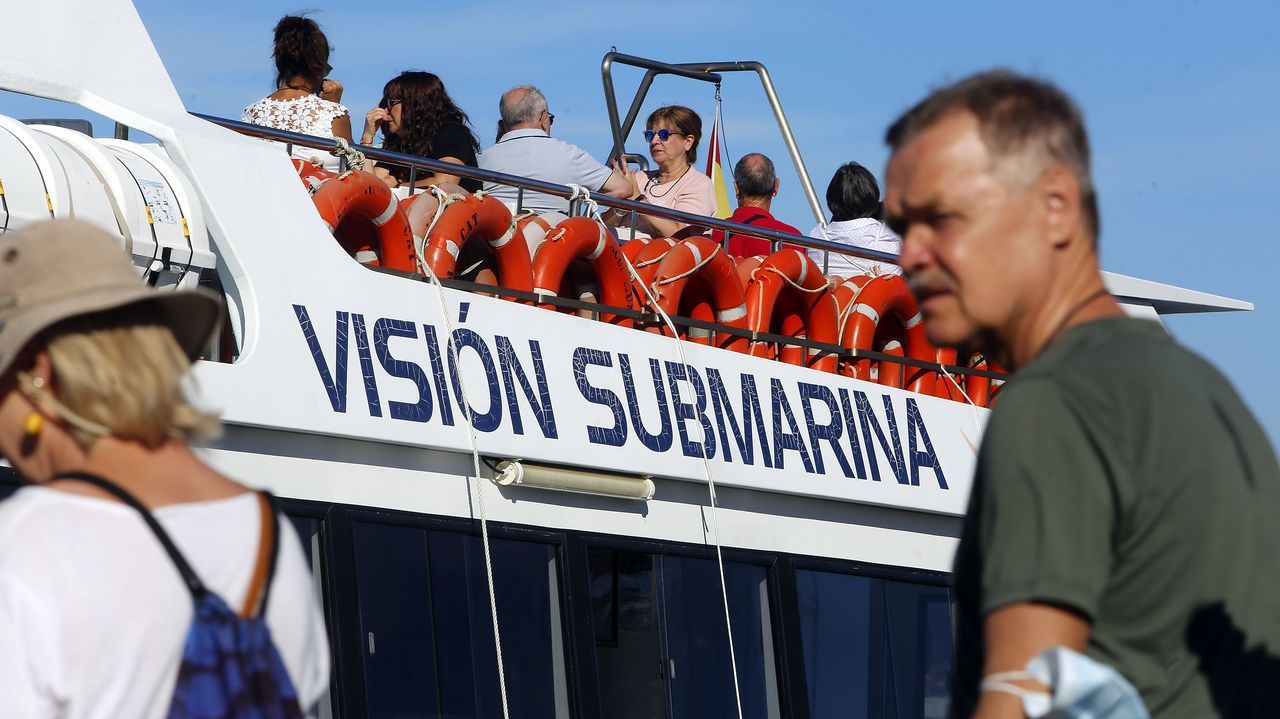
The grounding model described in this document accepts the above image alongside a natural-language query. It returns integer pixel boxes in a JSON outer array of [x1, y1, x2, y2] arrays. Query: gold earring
[[23, 412, 43, 438]]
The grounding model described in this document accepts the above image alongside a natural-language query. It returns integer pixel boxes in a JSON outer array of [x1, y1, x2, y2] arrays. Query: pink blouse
[[638, 168, 715, 218]]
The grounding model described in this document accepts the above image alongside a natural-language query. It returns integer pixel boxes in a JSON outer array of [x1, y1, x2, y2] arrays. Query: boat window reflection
[[353, 521, 570, 719], [795, 568, 952, 719], [588, 548, 780, 718]]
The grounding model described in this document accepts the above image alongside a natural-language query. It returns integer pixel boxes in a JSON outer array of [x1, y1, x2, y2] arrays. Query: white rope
[[654, 242, 719, 287], [422, 260, 512, 719], [565, 183, 598, 218], [618, 229, 745, 719], [329, 136, 366, 172], [747, 262, 830, 354], [834, 278, 874, 340], [939, 362, 983, 435], [634, 239, 676, 269], [415, 186, 465, 276], [751, 263, 831, 295]]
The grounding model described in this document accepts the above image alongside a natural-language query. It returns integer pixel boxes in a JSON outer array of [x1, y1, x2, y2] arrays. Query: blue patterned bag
[[57, 472, 305, 719]]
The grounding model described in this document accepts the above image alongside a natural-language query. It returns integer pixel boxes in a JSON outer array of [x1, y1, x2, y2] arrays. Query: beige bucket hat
[[0, 219, 222, 379]]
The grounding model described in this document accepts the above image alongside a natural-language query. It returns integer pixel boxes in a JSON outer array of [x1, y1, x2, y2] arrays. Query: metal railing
[[600, 51, 824, 224], [193, 112, 897, 266], [193, 114, 1003, 385]]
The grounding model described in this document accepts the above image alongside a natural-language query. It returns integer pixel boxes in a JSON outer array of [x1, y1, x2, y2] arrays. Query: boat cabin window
[[795, 568, 953, 718], [352, 519, 570, 719], [588, 547, 781, 718]]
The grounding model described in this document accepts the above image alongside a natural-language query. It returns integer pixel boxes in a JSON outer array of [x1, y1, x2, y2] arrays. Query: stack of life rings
[[299, 166, 1003, 407]]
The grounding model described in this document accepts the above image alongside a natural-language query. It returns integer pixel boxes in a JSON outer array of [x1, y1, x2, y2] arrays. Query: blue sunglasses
[[643, 129, 685, 142]]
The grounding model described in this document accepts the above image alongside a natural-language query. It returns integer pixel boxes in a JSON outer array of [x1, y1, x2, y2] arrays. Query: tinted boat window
[[795, 569, 952, 719], [353, 521, 569, 719], [589, 549, 664, 719], [589, 548, 780, 718], [883, 581, 952, 719], [353, 522, 439, 718], [795, 569, 874, 717], [662, 555, 779, 719]]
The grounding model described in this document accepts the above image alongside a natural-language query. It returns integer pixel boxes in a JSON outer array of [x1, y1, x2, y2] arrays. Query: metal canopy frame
[[601, 51, 824, 225]]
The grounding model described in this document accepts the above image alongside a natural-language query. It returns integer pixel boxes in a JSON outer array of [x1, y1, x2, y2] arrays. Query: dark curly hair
[[380, 71, 479, 181], [272, 15, 330, 90]]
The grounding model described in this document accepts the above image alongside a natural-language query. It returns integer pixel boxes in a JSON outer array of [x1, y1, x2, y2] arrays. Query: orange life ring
[[515, 211, 558, 259], [310, 170, 415, 272], [532, 218, 640, 327], [734, 255, 765, 290], [648, 236, 749, 352], [623, 237, 679, 289], [835, 274, 942, 393], [955, 354, 990, 407], [875, 339, 905, 388], [292, 159, 336, 192], [744, 249, 840, 373], [420, 193, 532, 292]]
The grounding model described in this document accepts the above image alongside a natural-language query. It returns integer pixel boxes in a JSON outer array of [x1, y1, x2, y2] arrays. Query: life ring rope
[[654, 241, 719, 287]]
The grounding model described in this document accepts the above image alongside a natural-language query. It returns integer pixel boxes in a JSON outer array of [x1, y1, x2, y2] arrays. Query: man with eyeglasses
[[478, 85, 634, 213]]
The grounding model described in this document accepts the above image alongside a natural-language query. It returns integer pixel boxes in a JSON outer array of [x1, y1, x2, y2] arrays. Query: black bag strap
[[53, 471, 208, 596], [51, 471, 283, 608], [740, 213, 769, 226]]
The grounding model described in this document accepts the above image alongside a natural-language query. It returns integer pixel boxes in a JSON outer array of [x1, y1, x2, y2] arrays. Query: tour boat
[[0, 2, 1250, 717]]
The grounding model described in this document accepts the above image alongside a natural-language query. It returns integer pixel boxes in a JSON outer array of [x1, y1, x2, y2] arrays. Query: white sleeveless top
[[242, 94, 349, 172], [0, 487, 330, 719]]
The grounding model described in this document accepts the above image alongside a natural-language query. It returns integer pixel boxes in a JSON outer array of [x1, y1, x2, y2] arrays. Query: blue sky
[[6, 1, 1279, 440]]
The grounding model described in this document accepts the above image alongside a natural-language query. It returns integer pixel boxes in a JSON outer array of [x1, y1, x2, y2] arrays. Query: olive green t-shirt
[[951, 317, 1280, 718]]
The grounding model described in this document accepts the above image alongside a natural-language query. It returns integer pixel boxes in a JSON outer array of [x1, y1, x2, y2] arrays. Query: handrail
[[600, 51, 824, 225], [193, 112, 901, 266], [365, 266, 1008, 382]]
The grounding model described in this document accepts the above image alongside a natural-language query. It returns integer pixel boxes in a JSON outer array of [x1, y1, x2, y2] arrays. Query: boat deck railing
[[194, 113, 1004, 383]]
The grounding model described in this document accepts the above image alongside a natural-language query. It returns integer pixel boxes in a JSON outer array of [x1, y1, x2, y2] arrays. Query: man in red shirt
[[714, 153, 803, 257]]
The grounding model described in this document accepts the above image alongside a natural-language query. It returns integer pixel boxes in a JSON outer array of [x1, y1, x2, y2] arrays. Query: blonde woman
[[0, 220, 329, 716]]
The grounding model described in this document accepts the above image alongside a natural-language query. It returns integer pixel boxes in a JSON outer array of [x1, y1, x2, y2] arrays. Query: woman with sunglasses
[[242, 15, 352, 172], [609, 105, 715, 238], [361, 71, 482, 192]]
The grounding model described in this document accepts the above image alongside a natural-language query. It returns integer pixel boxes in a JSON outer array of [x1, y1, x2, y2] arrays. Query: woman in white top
[[0, 220, 329, 718], [808, 161, 903, 278], [242, 15, 352, 173], [609, 105, 715, 238]]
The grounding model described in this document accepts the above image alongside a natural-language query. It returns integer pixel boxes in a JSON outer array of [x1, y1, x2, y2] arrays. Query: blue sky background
[[5, 1, 1278, 441]]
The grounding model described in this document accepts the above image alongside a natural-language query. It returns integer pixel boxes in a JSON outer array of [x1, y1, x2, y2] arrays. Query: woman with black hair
[[807, 161, 902, 277], [242, 15, 352, 172], [361, 71, 481, 192]]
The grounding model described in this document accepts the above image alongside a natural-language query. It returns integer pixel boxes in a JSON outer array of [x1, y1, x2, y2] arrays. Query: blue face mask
[[980, 647, 1150, 718]]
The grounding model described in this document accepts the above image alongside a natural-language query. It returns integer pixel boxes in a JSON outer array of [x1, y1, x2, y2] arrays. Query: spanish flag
[[705, 104, 732, 219]]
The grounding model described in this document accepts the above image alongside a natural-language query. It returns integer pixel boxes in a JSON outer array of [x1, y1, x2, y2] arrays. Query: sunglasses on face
[[548, 113, 555, 126], [378, 96, 403, 109], [643, 129, 684, 142]]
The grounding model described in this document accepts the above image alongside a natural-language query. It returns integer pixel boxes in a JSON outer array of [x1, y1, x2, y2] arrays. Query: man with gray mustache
[[884, 70, 1280, 719]]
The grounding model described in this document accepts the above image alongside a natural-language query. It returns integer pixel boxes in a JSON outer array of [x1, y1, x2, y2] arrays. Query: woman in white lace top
[[242, 16, 352, 173]]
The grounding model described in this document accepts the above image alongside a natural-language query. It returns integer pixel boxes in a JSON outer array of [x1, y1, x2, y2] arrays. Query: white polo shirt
[[478, 128, 613, 212]]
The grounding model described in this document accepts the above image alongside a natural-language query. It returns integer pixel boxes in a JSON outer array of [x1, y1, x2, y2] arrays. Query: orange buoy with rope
[[648, 236, 749, 352], [292, 159, 335, 192], [420, 192, 532, 292], [623, 237, 679, 289], [744, 249, 840, 372], [532, 217, 640, 327], [834, 274, 943, 393], [310, 169, 416, 272], [733, 254, 765, 290]]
